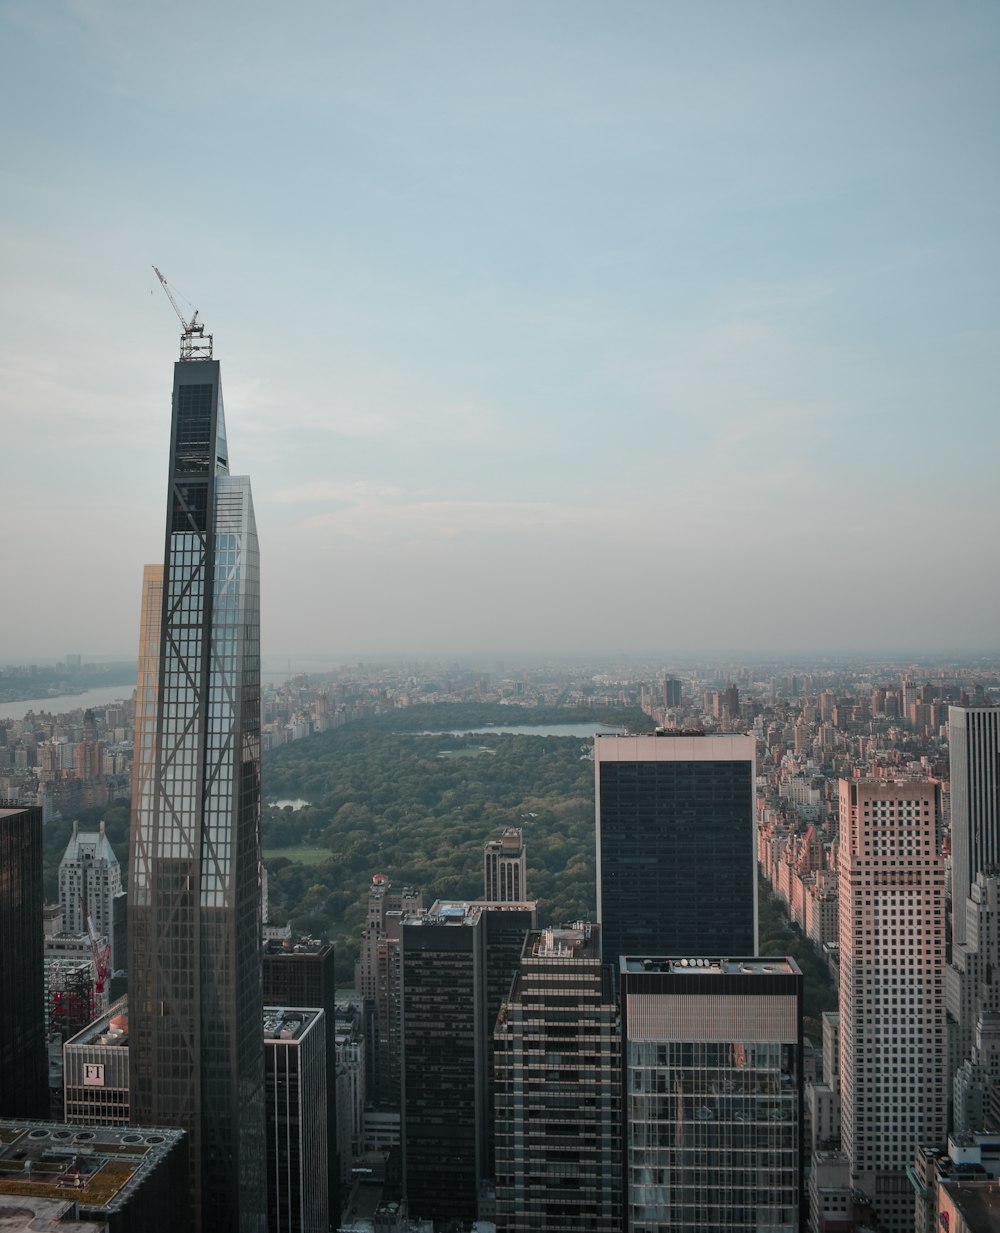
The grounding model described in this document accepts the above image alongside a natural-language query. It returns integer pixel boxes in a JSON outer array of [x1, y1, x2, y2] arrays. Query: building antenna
[[152, 265, 213, 361]]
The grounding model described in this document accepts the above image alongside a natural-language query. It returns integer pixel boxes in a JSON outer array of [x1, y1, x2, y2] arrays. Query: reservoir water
[[415, 723, 625, 739]]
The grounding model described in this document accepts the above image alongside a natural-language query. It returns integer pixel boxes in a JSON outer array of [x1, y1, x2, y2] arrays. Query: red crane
[[80, 896, 111, 997]]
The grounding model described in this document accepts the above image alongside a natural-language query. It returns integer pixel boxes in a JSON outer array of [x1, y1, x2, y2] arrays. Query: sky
[[2, 1, 998, 663]]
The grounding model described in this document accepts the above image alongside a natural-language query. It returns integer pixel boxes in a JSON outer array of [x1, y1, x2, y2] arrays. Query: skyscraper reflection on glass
[[129, 351, 265, 1233]]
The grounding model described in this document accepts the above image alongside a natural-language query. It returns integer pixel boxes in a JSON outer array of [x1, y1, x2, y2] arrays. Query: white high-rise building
[[838, 778, 946, 1233], [58, 819, 122, 946]]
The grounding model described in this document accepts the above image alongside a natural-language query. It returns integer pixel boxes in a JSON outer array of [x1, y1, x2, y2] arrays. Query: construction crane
[[80, 896, 111, 998], [152, 265, 213, 361]]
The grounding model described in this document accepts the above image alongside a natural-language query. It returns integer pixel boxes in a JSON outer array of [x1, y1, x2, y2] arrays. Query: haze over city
[[2, 1, 998, 660]]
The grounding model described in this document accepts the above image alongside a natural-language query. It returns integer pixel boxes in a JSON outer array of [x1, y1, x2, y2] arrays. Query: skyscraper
[[262, 936, 341, 1226], [400, 900, 535, 1223], [620, 954, 803, 1233], [0, 803, 48, 1120], [595, 733, 758, 966], [484, 826, 527, 901], [128, 335, 265, 1233], [494, 924, 621, 1231], [263, 1007, 329, 1233], [356, 874, 422, 1110], [59, 819, 123, 964], [837, 778, 946, 1233], [950, 872, 1000, 1132], [949, 706, 1000, 948]]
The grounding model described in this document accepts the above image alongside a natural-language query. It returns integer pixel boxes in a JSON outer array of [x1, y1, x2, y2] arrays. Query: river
[[0, 683, 137, 722]]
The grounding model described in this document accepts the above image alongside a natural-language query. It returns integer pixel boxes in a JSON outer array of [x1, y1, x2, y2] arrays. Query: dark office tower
[[949, 706, 1000, 947], [401, 901, 535, 1224], [263, 1008, 329, 1233], [484, 827, 527, 901], [128, 337, 265, 1233], [620, 956, 803, 1233], [262, 936, 340, 1227], [481, 902, 537, 1184], [595, 733, 757, 967], [494, 924, 621, 1232], [401, 905, 482, 1224], [0, 804, 48, 1119]]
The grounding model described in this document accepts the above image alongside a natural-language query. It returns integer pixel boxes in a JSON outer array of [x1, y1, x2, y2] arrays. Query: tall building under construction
[[128, 309, 265, 1233]]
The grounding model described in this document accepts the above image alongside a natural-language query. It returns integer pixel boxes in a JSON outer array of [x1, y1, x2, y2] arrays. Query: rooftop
[[0, 1194, 106, 1232], [263, 1006, 323, 1042], [262, 934, 333, 957], [0, 1120, 184, 1212], [64, 998, 129, 1049], [622, 955, 801, 976], [412, 899, 537, 926], [943, 1179, 1000, 1232], [528, 923, 600, 961]]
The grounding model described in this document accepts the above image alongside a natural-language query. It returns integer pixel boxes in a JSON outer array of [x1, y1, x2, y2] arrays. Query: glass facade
[[401, 902, 536, 1223], [401, 916, 482, 1222], [621, 960, 803, 1233], [129, 359, 265, 1233], [494, 925, 621, 1232], [596, 736, 757, 965]]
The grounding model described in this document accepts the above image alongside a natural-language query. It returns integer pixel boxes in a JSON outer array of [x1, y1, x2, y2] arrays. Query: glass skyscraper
[[596, 733, 758, 967], [621, 956, 803, 1233], [949, 705, 1000, 948], [128, 348, 265, 1233]]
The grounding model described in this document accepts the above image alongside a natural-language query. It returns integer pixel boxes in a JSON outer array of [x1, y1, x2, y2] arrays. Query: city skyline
[[2, 3, 999, 660]]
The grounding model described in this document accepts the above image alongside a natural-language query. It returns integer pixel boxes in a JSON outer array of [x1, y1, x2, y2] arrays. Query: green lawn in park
[[263, 847, 330, 865]]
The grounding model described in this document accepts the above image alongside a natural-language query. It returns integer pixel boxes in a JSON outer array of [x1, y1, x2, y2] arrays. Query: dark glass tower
[[129, 343, 265, 1233], [0, 803, 48, 1119], [949, 705, 1000, 948], [401, 900, 535, 1223], [596, 733, 758, 967], [620, 956, 803, 1232]]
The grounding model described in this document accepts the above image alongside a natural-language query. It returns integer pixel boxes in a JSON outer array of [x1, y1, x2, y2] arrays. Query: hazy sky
[[2, 1, 998, 663]]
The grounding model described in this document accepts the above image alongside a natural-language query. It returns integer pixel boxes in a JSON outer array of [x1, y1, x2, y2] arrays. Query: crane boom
[[80, 895, 111, 996], [152, 265, 213, 361]]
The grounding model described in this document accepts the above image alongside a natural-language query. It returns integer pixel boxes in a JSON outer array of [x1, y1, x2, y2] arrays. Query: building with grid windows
[[493, 924, 621, 1231], [128, 338, 265, 1233], [620, 955, 803, 1233], [595, 733, 758, 968], [837, 778, 946, 1233]]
